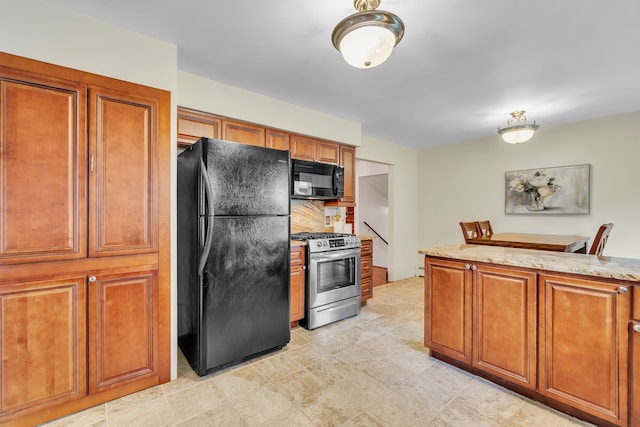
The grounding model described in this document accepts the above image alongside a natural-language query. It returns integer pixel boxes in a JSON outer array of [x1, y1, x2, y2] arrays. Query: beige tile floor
[[44, 277, 595, 427]]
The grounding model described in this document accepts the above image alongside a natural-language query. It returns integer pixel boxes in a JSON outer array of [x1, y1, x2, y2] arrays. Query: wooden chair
[[476, 220, 494, 237], [589, 223, 614, 255], [459, 221, 480, 243]]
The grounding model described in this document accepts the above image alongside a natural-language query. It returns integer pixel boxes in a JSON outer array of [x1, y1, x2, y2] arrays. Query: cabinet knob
[[471, 265, 477, 271], [465, 264, 471, 270], [618, 286, 628, 294], [633, 324, 640, 333], [88, 276, 97, 283]]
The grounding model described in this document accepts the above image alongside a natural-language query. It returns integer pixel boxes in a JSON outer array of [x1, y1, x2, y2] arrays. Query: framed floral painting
[[505, 164, 590, 214]]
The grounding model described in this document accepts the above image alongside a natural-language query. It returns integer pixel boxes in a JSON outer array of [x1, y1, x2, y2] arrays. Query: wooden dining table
[[467, 232, 590, 253]]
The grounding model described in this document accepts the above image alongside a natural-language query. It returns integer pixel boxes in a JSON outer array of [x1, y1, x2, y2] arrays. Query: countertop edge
[[419, 244, 640, 282]]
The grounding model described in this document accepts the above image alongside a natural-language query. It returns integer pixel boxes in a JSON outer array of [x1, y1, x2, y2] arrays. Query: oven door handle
[[309, 248, 361, 262]]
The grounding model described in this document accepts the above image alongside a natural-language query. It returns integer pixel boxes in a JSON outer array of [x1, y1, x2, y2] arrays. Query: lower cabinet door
[[539, 274, 628, 426], [473, 265, 537, 389], [424, 258, 472, 363], [88, 269, 158, 393], [0, 277, 87, 418]]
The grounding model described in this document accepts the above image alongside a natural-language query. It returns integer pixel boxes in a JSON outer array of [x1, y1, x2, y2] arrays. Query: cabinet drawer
[[290, 246, 305, 266], [361, 240, 373, 256], [634, 285, 640, 320], [361, 255, 373, 277], [361, 276, 373, 300]]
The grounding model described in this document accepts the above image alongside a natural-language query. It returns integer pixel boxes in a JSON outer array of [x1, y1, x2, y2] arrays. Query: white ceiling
[[45, 0, 640, 149]]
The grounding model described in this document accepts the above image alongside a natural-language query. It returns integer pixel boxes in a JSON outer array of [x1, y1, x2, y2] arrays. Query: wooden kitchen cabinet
[[290, 246, 305, 325], [290, 134, 316, 161], [316, 140, 340, 165], [0, 52, 170, 426], [0, 276, 87, 418], [474, 265, 537, 389], [424, 258, 537, 389], [0, 72, 87, 265], [177, 108, 221, 147], [539, 274, 629, 426], [88, 270, 158, 394], [222, 118, 265, 147], [424, 258, 472, 363], [89, 87, 159, 257], [340, 145, 356, 205], [360, 239, 373, 305], [266, 128, 289, 151]]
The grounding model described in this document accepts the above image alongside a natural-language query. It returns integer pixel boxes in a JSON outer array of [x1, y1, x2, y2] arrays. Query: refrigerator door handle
[[199, 159, 215, 275]]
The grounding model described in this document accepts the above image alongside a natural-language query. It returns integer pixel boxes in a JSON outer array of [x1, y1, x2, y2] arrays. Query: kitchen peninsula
[[419, 244, 640, 427]]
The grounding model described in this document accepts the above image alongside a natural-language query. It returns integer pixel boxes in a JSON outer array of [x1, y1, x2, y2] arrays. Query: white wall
[[418, 111, 640, 259], [178, 71, 361, 146], [0, 0, 180, 378], [357, 136, 420, 281]]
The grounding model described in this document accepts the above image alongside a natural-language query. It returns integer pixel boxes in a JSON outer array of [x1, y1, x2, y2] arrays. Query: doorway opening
[[356, 159, 389, 286]]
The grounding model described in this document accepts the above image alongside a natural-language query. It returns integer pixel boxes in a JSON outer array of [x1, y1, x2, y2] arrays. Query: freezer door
[[204, 138, 290, 216], [201, 215, 290, 372]]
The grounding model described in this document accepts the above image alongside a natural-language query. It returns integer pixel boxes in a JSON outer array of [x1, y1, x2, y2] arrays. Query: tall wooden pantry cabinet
[[0, 52, 171, 426]]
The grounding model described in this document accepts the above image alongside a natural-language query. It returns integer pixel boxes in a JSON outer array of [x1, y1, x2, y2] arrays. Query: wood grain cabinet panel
[[0, 53, 170, 426], [0, 75, 86, 264], [177, 109, 221, 147], [538, 274, 629, 425], [290, 246, 305, 324], [89, 88, 158, 257], [290, 134, 316, 161], [316, 140, 339, 165], [88, 270, 158, 394], [222, 119, 265, 147], [473, 266, 537, 389], [0, 277, 86, 417], [424, 258, 473, 363], [266, 128, 289, 151], [339, 145, 356, 204]]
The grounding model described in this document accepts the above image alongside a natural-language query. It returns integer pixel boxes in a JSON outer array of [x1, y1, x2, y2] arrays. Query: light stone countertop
[[419, 244, 640, 282]]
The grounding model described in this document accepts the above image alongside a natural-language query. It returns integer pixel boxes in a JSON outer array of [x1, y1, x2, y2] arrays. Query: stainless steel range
[[291, 232, 361, 330]]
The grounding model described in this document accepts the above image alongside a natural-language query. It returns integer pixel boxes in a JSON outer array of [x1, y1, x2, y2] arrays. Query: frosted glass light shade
[[339, 26, 396, 68], [499, 127, 537, 144], [331, 4, 404, 69]]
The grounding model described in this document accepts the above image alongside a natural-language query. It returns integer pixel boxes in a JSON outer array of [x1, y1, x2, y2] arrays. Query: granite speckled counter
[[419, 244, 640, 282]]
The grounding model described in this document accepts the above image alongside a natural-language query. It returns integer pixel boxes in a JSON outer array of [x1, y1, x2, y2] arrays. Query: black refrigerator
[[177, 137, 291, 376]]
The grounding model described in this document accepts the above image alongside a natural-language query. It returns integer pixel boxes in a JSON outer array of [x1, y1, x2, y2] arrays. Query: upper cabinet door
[[316, 141, 340, 165], [177, 108, 221, 147], [88, 87, 158, 257], [222, 119, 265, 147], [290, 134, 316, 161], [0, 75, 87, 265]]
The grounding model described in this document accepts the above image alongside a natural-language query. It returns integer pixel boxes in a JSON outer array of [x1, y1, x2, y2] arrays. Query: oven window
[[316, 257, 356, 293]]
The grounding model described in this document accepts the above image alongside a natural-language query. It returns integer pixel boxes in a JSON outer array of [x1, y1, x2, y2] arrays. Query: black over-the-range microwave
[[291, 159, 344, 200]]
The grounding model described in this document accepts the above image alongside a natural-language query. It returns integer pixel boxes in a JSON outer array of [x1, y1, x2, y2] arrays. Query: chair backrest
[[589, 223, 614, 255], [459, 221, 480, 243], [476, 220, 493, 237]]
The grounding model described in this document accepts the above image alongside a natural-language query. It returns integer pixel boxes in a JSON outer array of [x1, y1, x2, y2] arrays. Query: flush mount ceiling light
[[497, 110, 540, 144], [331, 0, 405, 69]]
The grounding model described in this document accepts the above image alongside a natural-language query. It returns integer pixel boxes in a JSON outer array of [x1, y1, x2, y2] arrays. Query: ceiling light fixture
[[497, 110, 540, 144], [332, 0, 405, 69]]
